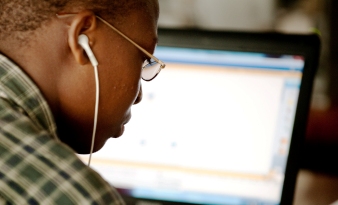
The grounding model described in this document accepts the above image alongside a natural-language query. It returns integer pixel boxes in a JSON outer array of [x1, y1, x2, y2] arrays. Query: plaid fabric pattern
[[0, 54, 125, 205]]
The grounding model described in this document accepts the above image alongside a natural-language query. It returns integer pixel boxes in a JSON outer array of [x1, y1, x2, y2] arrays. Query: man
[[0, 0, 162, 204]]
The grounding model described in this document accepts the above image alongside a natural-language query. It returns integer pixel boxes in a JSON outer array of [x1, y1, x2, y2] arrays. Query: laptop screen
[[88, 44, 306, 204]]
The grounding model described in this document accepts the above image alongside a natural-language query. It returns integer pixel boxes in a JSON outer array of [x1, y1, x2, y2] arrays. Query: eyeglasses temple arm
[[56, 14, 165, 67], [95, 16, 165, 66]]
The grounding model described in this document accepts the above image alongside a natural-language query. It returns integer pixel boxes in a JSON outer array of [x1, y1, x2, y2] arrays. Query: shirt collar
[[0, 53, 59, 141]]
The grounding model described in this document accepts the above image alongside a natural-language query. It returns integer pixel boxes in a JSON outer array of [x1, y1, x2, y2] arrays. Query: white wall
[[158, 0, 277, 31]]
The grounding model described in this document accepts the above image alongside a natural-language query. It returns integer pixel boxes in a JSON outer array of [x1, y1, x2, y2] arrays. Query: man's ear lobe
[[68, 11, 97, 65]]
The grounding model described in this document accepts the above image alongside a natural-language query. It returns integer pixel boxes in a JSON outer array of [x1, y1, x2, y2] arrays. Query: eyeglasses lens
[[142, 61, 161, 81]]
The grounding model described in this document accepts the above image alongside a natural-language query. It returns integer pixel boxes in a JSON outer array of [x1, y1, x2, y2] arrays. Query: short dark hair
[[0, 0, 146, 42]]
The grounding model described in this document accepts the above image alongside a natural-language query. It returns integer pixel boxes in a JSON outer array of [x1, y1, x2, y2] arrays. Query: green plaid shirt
[[0, 54, 125, 205]]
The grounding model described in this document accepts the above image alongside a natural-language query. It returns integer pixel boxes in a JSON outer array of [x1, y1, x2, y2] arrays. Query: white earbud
[[78, 34, 98, 67], [78, 34, 100, 167]]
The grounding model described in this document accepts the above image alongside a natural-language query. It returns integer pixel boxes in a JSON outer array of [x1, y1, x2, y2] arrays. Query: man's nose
[[134, 85, 143, 105]]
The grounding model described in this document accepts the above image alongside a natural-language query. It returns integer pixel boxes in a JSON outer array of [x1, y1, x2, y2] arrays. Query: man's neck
[[0, 35, 61, 121]]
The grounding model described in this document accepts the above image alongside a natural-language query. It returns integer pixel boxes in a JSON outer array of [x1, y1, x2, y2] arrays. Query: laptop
[[89, 29, 320, 205]]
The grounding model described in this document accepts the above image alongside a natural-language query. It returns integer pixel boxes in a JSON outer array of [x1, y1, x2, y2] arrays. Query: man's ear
[[68, 10, 97, 65]]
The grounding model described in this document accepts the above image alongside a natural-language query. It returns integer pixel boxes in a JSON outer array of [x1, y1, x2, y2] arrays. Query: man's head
[[0, 0, 157, 42], [0, 0, 160, 154]]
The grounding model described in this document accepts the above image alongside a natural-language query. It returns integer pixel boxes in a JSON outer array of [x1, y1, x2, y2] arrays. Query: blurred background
[[157, 0, 338, 204]]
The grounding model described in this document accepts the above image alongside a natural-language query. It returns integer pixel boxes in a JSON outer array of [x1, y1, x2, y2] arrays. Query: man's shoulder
[[0, 98, 124, 205]]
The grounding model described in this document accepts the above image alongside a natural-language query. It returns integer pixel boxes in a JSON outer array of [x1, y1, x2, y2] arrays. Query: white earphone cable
[[88, 65, 99, 166]]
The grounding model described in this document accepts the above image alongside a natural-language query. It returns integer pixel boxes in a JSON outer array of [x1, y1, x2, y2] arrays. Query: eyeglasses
[[57, 14, 166, 81]]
